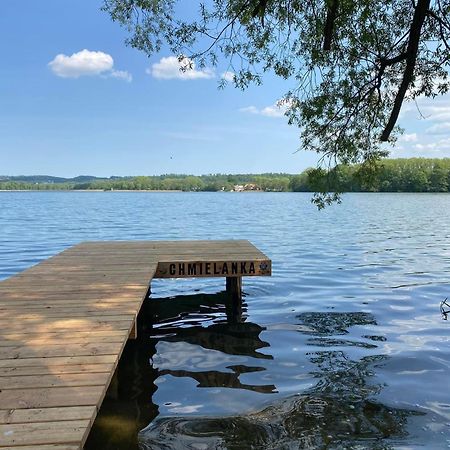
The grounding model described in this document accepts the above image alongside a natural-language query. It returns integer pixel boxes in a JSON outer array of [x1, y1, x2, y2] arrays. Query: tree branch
[[251, 0, 268, 26], [380, 52, 408, 67], [323, 0, 339, 50], [380, 0, 431, 141]]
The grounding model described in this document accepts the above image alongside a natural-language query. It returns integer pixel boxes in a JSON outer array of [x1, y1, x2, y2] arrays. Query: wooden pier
[[0, 240, 271, 449]]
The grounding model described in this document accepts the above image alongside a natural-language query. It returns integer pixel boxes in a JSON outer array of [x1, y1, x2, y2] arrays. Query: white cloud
[[425, 123, 450, 135], [221, 71, 235, 82], [424, 109, 450, 122], [239, 106, 259, 114], [393, 136, 450, 158], [412, 137, 450, 155], [109, 70, 132, 82], [168, 404, 204, 413], [392, 93, 450, 158], [239, 99, 294, 118], [148, 56, 215, 80], [409, 95, 450, 123], [399, 133, 418, 142], [49, 49, 131, 81], [260, 105, 285, 118], [49, 50, 113, 78]]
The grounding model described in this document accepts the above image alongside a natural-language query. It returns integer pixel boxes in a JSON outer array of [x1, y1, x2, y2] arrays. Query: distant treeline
[[1, 158, 450, 193], [0, 173, 292, 192], [291, 157, 450, 193]]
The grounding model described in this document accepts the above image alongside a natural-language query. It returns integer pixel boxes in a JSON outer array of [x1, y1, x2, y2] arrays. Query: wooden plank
[[0, 372, 110, 390], [0, 318, 134, 332], [0, 406, 96, 424], [62, 240, 249, 250], [0, 326, 132, 337], [0, 343, 124, 360], [0, 335, 127, 348], [0, 420, 90, 446], [4, 445, 79, 450], [0, 364, 114, 377], [0, 386, 103, 409], [0, 328, 131, 341], [0, 355, 118, 368], [0, 295, 147, 305], [8, 266, 154, 275], [0, 309, 140, 319], [0, 286, 148, 295], [0, 281, 150, 289], [19, 263, 156, 271], [0, 305, 140, 314], [4, 273, 152, 282], [0, 290, 147, 302], [1, 330, 128, 341]]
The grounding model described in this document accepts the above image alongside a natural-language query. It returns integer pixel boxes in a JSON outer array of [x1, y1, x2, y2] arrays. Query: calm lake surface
[[1, 192, 450, 449]]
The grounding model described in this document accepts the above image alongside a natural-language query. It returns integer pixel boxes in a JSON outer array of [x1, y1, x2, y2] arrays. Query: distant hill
[[0, 175, 109, 184], [71, 176, 109, 183]]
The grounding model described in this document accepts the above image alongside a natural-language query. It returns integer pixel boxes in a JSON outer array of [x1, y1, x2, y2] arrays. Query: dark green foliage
[[291, 157, 450, 194]]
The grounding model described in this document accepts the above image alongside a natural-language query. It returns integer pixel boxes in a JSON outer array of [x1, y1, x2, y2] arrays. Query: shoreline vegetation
[[2, 158, 450, 193]]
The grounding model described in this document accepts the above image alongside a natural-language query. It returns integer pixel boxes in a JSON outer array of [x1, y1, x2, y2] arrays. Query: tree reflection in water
[[86, 293, 423, 450]]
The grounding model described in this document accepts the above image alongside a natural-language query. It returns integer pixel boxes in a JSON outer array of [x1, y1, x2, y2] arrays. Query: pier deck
[[0, 240, 271, 449]]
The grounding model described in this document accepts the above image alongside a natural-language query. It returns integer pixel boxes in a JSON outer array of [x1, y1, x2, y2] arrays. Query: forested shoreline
[[2, 158, 450, 193]]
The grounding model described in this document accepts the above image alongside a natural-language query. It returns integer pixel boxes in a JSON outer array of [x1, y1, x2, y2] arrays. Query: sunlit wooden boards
[[0, 240, 271, 449], [0, 241, 155, 449]]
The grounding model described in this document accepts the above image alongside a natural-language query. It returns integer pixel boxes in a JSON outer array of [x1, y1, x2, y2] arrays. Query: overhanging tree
[[103, 0, 450, 206]]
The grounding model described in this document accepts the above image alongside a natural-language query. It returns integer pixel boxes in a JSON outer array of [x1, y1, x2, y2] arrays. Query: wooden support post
[[226, 277, 243, 323], [226, 276, 242, 301], [106, 368, 119, 400], [129, 315, 138, 340]]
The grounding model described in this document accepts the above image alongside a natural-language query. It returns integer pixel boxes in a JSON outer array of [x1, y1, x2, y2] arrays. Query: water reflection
[[85, 290, 275, 449], [86, 295, 424, 450], [148, 293, 272, 360], [296, 311, 378, 335], [140, 395, 422, 450], [440, 298, 450, 320], [140, 308, 422, 449], [149, 292, 276, 395], [297, 311, 380, 350]]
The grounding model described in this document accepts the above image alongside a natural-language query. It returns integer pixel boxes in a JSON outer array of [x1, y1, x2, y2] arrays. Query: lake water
[[1, 192, 450, 449]]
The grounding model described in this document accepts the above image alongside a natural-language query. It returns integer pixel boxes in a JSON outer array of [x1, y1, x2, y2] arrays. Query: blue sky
[[1, 1, 449, 177]]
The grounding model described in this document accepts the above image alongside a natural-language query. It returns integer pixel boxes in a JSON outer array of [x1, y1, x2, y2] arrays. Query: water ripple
[[2, 192, 450, 449]]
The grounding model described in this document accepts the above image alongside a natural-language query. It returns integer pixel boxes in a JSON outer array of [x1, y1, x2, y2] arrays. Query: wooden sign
[[155, 259, 271, 278]]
